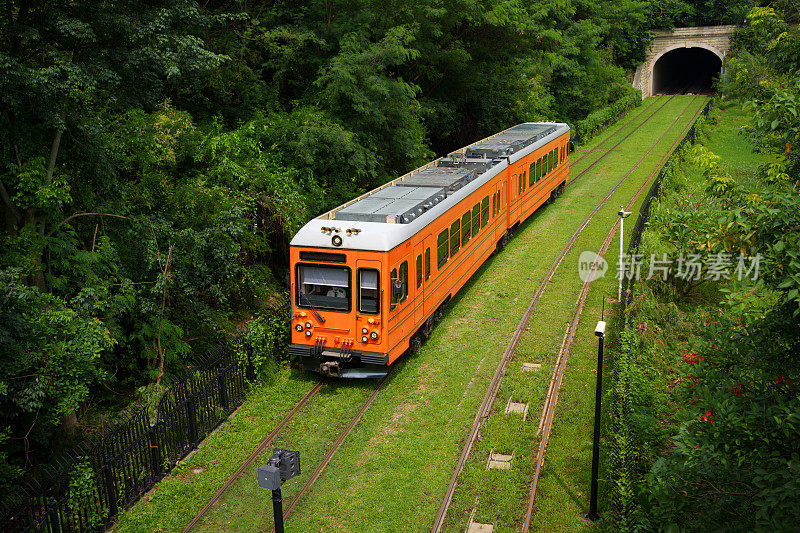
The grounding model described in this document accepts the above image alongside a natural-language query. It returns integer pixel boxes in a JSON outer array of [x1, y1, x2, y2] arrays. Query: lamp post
[[617, 206, 632, 301], [258, 449, 301, 533], [588, 320, 606, 522]]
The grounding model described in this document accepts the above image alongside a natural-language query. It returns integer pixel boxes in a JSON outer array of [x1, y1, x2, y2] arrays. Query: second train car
[[288, 122, 571, 377]]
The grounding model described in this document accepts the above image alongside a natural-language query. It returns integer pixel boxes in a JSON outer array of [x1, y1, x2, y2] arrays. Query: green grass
[[442, 95, 709, 532], [112, 95, 708, 533], [113, 370, 319, 532]]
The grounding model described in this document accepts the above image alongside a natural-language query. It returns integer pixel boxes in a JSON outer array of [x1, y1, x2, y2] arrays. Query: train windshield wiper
[[300, 292, 326, 324]]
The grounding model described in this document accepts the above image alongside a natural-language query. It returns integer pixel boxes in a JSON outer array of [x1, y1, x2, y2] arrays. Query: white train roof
[[291, 122, 570, 253]]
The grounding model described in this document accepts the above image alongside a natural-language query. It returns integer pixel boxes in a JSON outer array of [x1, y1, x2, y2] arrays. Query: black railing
[[1, 296, 287, 532]]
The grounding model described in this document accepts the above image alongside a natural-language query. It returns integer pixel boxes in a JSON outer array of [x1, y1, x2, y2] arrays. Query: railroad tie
[[521, 362, 541, 372], [505, 397, 529, 421], [487, 449, 514, 470]]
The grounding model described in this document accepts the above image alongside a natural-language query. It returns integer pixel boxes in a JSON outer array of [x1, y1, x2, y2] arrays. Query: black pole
[[588, 332, 605, 521], [272, 488, 284, 533]]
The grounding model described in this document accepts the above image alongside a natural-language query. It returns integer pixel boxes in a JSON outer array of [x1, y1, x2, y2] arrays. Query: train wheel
[[500, 232, 509, 249], [409, 334, 423, 354]]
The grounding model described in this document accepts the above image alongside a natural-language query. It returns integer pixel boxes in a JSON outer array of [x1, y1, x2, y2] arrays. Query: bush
[[575, 92, 643, 142]]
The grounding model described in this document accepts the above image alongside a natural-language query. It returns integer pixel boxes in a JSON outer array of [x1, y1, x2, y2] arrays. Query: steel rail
[[521, 95, 710, 531], [183, 380, 325, 532], [272, 368, 395, 530], [571, 95, 666, 166], [431, 93, 705, 533], [566, 91, 686, 190]]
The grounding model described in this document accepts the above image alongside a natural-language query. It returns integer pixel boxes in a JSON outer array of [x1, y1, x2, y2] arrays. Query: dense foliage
[[608, 7, 800, 531], [0, 0, 749, 486]]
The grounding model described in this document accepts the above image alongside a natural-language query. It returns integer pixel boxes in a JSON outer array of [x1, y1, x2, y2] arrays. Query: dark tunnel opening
[[653, 47, 722, 94]]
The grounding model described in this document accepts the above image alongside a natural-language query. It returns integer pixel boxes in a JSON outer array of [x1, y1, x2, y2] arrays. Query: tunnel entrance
[[653, 47, 721, 94]]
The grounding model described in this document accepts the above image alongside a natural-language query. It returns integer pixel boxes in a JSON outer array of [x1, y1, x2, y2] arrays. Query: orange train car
[[288, 122, 571, 377]]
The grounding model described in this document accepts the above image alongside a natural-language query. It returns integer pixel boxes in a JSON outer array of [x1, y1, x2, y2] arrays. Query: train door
[[413, 237, 429, 326], [356, 258, 383, 340], [511, 170, 520, 226], [505, 174, 512, 230]]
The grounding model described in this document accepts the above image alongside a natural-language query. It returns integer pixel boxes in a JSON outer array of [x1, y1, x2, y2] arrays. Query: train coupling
[[320, 361, 341, 378]]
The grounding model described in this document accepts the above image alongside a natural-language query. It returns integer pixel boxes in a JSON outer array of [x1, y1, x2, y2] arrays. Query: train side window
[[522, 170, 527, 191], [437, 229, 448, 268], [561, 145, 565, 163], [399, 261, 408, 302], [390, 268, 398, 310], [424, 248, 431, 280], [540, 157, 545, 178], [416, 254, 422, 289], [492, 193, 496, 216], [529, 165, 535, 186], [517, 174, 522, 195], [358, 269, 380, 314], [461, 211, 471, 246], [481, 196, 489, 228], [450, 219, 460, 256], [550, 150, 554, 171], [471, 204, 480, 236]]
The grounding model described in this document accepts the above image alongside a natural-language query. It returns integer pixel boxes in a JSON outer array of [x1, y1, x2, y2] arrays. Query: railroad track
[[571, 95, 665, 167], [567, 92, 686, 188], [183, 380, 325, 531], [278, 368, 395, 525], [185, 369, 394, 532], [521, 95, 710, 531], [431, 94, 708, 532], [571, 82, 697, 173], [185, 95, 706, 533]]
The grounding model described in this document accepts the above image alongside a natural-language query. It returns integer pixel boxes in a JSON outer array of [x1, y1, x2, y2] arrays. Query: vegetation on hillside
[[0, 0, 767, 488], [608, 6, 800, 531]]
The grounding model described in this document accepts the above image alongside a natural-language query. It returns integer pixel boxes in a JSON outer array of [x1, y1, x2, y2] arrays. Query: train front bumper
[[288, 343, 389, 378]]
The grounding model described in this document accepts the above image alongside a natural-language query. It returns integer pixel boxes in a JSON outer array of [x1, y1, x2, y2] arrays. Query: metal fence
[[0, 297, 287, 532]]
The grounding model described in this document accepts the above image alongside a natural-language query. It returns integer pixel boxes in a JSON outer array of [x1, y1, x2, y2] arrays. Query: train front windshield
[[296, 264, 351, 311]]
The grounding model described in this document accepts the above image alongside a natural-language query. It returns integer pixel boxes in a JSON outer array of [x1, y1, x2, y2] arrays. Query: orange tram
[[288, 122, 572, 377]]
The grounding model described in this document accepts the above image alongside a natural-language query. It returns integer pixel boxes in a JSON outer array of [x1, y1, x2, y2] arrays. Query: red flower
[[702, 410, 715, 423], [734, 382, 743, 396], [682, 350, 703, 365], [775, 375, 786, 384]]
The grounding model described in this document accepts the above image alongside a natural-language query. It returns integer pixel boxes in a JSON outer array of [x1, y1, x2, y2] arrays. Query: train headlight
[[370, 331, 379, 340], [295, 324, 303, 332], [362, 327, 368, 334], [361, 336, 368, 343], [305, 322, 312, 329], [305, 330, 312, 337]]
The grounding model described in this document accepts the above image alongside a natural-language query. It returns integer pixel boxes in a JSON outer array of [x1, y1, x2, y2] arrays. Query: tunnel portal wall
[[634, 25, 737, 98]]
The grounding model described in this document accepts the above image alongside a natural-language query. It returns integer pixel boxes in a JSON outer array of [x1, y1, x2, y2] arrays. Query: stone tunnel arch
[[633, 26, 737, 98], [652, 44, 723, 94]]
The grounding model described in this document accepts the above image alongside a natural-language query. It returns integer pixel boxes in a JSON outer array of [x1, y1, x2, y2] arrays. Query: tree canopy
[[1, 0, 716, 485]]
